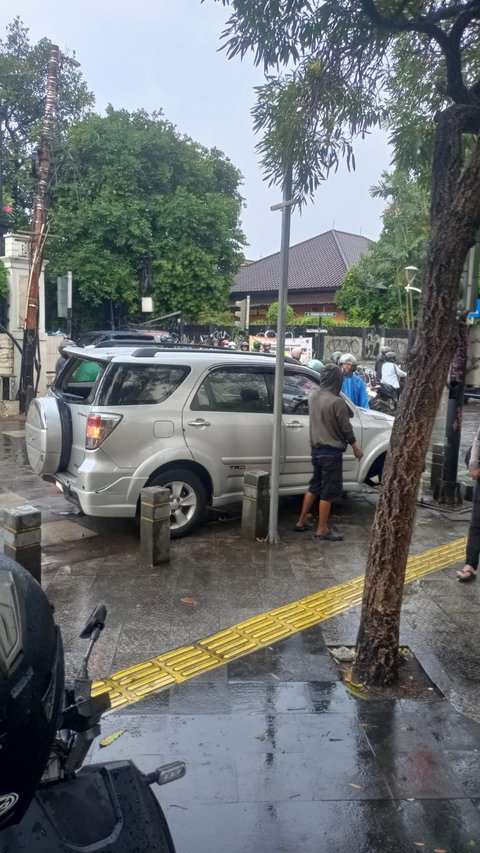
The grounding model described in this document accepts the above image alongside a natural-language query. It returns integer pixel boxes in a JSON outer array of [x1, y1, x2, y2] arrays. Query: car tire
[[149, 468, 207, 539], [365, 453, 386, 487]]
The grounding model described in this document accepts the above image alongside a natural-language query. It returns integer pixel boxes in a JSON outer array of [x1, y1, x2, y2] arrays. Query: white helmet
[[339, 353, 357, 368]]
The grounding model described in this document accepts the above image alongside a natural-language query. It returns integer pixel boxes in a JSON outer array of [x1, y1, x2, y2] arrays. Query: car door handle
[[286, 421, 304, 429], [187, 418, 211, 428]]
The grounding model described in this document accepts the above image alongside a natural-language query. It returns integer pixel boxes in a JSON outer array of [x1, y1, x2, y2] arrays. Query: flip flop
[[456, 565, 477, 582], [294, 523, 311, 532]]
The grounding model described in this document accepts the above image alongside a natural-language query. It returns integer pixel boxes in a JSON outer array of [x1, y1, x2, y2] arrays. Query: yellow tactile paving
[[92, 536, 467, 710]]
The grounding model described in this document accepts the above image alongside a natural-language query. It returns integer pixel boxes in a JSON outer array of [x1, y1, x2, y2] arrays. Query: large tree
[[47, 108, 245, 329], [215, 0, 480, 684], [0, 17, 93, 228]]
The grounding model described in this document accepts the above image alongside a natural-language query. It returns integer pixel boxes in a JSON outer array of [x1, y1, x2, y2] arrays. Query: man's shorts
[[308, 454, 343, 502]]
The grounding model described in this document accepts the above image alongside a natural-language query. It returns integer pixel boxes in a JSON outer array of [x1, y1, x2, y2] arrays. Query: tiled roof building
[[233, 229, 372, 321]]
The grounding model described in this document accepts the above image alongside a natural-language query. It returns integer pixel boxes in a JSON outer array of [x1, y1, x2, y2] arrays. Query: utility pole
[[0, 108, 11, 254], [18, 45, 60, 412], [268, 165, 300, 544], [435, 241, 480, 504]]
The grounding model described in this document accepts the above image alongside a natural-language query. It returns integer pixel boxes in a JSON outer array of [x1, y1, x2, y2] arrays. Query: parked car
[[75, 330, 156, 347], [25, 347, 393, 538]]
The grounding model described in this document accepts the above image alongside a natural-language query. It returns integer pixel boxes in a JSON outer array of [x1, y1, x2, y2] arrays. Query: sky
[[3, 0, 392, 259]]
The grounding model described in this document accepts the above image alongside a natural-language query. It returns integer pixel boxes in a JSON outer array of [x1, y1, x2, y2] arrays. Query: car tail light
[[86, 413, 122, 449]]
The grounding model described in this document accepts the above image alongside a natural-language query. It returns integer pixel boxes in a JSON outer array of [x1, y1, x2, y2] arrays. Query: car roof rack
[[129, 346, 301, 364]]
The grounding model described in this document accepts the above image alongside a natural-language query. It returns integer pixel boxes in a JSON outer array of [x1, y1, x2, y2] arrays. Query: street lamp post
[[404, 266, 420, 329]]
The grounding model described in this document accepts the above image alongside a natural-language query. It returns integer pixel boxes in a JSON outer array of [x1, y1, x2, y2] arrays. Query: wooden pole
[[19, 45, 60, 412]]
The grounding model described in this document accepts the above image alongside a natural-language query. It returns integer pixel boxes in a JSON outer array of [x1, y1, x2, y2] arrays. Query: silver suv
[[25, 346, 393, 537]]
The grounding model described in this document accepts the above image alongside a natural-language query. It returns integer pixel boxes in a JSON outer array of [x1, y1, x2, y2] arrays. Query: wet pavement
[[2, 404, 480, 852]]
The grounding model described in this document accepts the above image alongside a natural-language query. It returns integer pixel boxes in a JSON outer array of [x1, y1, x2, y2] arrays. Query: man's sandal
[[456, 565, 477, 582]]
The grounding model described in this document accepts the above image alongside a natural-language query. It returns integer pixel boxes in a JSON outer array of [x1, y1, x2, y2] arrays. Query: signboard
[[304, 311, 337, 317], [248, 336, 313, 362], [57, 275, 68, 318]]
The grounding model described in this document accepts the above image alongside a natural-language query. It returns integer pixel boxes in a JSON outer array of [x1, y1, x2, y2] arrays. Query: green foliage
[[265, 302, 295, 325], [197, 307, 235, 328], [0, 260, 8, 298], [0, 17, 94, 227], [215, 1, 480, 200], [337, 168, 430, 327], [47, 109, 246, 328], [293, 314, 336, 331]]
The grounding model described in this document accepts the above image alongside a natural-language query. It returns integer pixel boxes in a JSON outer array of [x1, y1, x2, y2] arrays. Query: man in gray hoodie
[[295, 363, 363, 540]]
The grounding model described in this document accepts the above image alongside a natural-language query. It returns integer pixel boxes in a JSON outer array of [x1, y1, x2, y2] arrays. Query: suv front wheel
[[149, 468, 207, 539]]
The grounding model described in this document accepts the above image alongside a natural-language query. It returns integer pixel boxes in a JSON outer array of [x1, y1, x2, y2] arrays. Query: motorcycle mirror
[[80, 604, 107, 639]]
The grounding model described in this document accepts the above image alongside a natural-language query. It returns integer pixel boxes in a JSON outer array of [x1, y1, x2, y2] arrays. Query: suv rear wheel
[[149, 468, 207, 539]]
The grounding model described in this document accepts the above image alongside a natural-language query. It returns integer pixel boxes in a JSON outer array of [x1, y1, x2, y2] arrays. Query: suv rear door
[[54, 355, 107, 474], [184, 364, 279, 498]]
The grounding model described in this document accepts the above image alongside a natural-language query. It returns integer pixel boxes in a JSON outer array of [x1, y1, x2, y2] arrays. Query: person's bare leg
[[316, 500, 331, 536], [296, 491, 316, 527]]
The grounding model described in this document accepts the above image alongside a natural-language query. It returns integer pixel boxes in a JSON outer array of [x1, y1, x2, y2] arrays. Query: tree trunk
[[354, 107, 480, 686]]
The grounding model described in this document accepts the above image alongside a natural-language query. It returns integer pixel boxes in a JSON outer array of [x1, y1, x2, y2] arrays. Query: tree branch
[[361, 0, 480, 103], [360, 0, 449, 46]]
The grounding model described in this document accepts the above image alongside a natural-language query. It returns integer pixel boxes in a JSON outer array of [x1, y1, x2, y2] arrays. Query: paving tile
[[42, 519, 98, 545], [400, 798, 480, 853], [166, 799, 412, 853]]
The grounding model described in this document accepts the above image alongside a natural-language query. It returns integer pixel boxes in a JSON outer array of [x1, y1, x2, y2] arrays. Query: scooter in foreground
[[0, 555, 185, 852]]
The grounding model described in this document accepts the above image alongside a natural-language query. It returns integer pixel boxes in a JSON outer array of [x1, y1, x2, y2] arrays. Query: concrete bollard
[[3, 505, 42, 583], [241, 469, 270, 540], [140, 487, 171, 565]]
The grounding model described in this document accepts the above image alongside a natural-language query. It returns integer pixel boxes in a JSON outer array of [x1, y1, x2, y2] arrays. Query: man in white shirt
[[381, 351, 406, 392]]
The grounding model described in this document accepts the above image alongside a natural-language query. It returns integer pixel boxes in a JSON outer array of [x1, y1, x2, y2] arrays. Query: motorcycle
[[0, 557, 185, 853], [368, 380, 398, 415]]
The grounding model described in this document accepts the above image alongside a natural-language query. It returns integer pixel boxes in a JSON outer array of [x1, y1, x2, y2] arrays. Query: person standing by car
[[294, 363, 363, 541], [457, 426, 480, 582], [339, 353, 370, 409], [55, 340, 74, 376]]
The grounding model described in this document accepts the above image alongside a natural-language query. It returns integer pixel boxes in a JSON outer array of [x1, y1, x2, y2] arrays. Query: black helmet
[[0, 555, 64, 828]]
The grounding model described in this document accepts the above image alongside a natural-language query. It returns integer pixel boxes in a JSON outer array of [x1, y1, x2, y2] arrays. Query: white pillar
[[1, 232, 48, 403]]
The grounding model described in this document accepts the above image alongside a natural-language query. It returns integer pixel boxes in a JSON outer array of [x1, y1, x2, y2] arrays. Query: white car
[[25, 347, 393, 537]]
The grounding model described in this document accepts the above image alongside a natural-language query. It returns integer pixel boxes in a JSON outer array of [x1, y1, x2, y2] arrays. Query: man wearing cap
[[294, 363, 363, 541]]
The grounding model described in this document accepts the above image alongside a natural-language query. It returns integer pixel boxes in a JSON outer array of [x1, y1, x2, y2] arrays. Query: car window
[[191, 367, 271, 413], [96, 364, 190, 406], [282, 370, 320, 414], [55, 357, 106, 402]]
